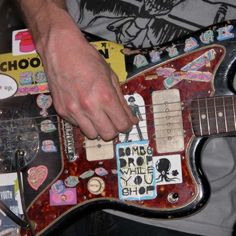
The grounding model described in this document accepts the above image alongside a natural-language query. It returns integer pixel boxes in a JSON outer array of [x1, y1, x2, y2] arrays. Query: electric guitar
[[1, 20, 236, 235]]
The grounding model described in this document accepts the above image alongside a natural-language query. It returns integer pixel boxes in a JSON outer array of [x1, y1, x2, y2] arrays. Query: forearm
[[17, 0, 136, 140], [16, 0, 86, 53]]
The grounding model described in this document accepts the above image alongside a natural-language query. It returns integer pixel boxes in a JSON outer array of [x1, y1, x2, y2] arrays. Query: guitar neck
[[191, 95, 236, 136]]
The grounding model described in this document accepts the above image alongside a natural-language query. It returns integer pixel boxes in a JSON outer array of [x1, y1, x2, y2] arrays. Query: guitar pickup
[[152, 89, 184, 153]]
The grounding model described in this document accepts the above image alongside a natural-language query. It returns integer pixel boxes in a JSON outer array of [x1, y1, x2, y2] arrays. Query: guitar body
[[1, 20, 236, 235]]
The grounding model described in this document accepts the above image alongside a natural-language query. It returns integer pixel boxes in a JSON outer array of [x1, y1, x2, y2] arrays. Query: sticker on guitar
[[120, 94, 148, 142], [153, 154, 183, 186], [116, 140, 156, 201]]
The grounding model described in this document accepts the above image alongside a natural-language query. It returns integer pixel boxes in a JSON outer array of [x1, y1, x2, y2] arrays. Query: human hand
[[37, 24, 137, 140], [17, 0, 137, 140]]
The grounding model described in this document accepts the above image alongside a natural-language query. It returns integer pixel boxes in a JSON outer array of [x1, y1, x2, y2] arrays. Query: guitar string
[[0, 113, 231, 152], [0, 99, 235, 129], [0, 107, 235, 156], [0, 107, 232, 137], [0, 102, 234, 136], [0, 94, 235, 121]]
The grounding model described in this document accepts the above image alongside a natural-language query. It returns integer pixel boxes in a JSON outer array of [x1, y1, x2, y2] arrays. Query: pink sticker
[[15, 30, 35, 53], [27, 165, 48, 190], [49, 188, 77, 206]]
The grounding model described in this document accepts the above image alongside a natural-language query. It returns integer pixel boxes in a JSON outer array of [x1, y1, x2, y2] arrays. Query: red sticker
[[27, 165, 48, 190]]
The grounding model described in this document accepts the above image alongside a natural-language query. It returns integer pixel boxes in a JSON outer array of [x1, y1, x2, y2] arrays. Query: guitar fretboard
[[191, 96, 236, 136]]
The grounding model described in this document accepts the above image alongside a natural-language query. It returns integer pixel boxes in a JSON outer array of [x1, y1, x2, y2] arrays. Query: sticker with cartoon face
[[36, 94, 52, 117], [153, 154, 183, 185], [119, 94, 148, 143], [116, 140, 156, 201], [41, 140, 57, 153], [40, 120, 57, 133]]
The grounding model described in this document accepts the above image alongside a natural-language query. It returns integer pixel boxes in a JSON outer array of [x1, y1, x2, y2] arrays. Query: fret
[[206, 97, 217, 135], [198, 98, 209, 136], [205, 98, 210, 135], [190, 100, 201, 136], [222, 97, 228, 132], [213, 97, 219, 134], [214, 97, 226, 133], [197, 99, 203, 136]]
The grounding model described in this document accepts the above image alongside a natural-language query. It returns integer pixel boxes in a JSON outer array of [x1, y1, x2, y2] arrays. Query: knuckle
[[100, 91, 114, 104], [54, 104, 67, 118], [79, 97, 94, 115], [66, 101, 78, 113], [117, 121, 133, 133], [101, 131, 117, 141], [96, 123, 117, 141]]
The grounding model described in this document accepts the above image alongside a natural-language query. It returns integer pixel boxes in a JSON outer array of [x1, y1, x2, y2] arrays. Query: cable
[[16, 150, 35, 236], [0, 200, 29, 228]]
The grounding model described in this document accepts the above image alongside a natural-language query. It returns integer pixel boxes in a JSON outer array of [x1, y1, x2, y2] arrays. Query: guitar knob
[[167, 192, 179, 203]]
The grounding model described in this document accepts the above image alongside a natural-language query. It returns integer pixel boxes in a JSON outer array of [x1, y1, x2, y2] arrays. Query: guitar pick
[[27, 165, 48, 190]]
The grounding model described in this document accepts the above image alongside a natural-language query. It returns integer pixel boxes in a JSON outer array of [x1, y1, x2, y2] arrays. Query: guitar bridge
[[61, 120, 77, 162]]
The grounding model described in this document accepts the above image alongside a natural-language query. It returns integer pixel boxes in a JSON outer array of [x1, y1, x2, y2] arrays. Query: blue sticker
[[217, 25, 235, 41], [51, 180, 65, 194], [116, 140, 157, 201], [184, 37, 199, 52], [64, 176, 79, 188], [20, 72, 33, 85], [95, 167, 108, 176], [200, 30, 214, 44]]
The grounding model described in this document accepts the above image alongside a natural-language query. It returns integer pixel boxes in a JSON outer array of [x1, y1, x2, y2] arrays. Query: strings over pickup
[[191, 96, 236, 137], [152, 89, 184, 153]]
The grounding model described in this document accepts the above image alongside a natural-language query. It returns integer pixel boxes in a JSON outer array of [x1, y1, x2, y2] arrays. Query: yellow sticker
[[0, 52, 48, 96], [91, 41, 127, 82]]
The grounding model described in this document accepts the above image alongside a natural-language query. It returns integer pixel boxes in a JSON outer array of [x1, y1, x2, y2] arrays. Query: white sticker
[[119, 93, 148, 142], [116, 140, 157, 201], [0, 74, 18, 99], [153, 154, 183, 185]]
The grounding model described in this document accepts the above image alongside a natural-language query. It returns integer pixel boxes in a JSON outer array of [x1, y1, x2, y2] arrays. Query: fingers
[[110, 73, 139, 124], [44, 34, 136, 141], [84, 110, 118, 141]]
